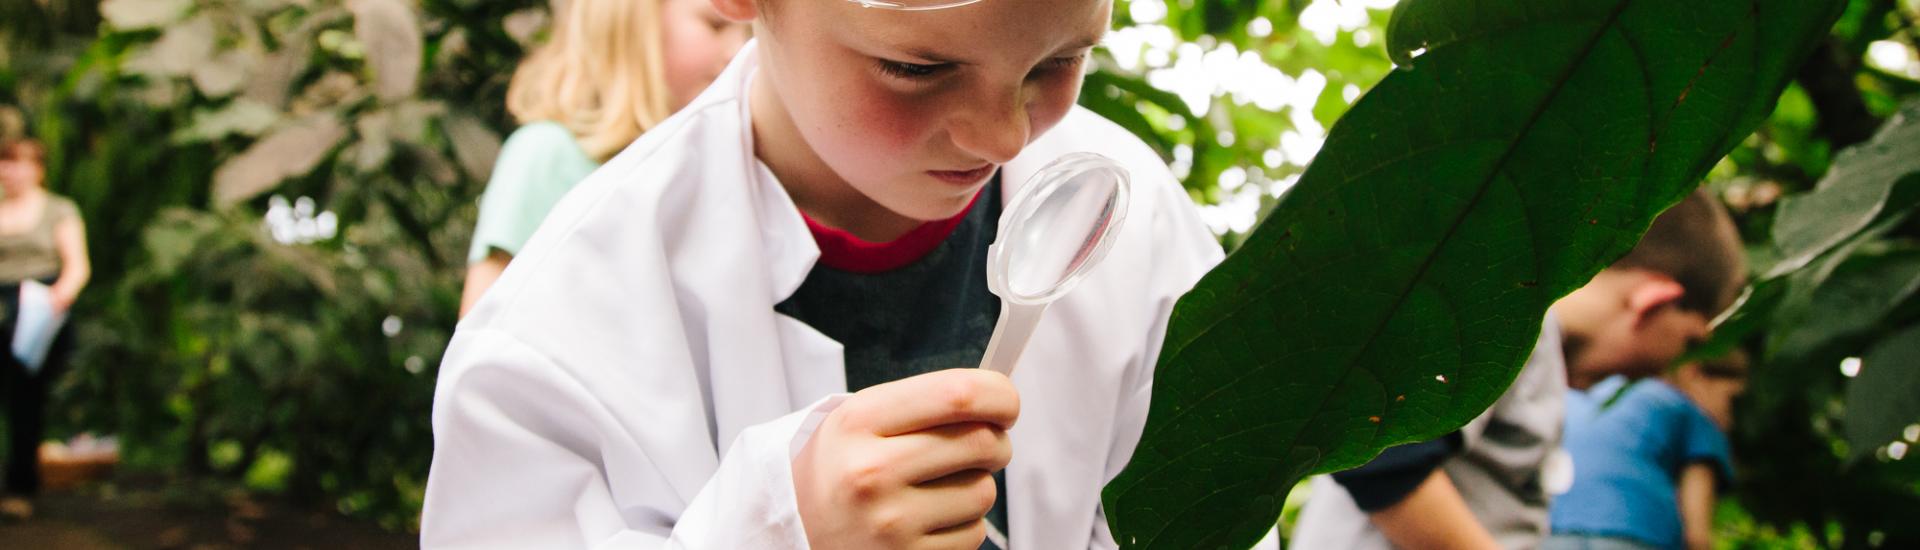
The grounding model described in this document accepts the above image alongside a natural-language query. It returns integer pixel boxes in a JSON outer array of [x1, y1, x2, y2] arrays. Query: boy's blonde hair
[[506, 0, 673, 162], [1612, 189, 1747, 316]]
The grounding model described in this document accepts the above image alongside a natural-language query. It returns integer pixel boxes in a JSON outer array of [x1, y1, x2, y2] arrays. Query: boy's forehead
[[817, 0, 1111, 60]]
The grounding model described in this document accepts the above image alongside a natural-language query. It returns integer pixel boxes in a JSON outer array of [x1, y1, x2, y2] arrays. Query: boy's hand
[[793, 368, 1019, 550]]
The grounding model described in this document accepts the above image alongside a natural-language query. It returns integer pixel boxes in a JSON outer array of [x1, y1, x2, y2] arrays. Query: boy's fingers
[[840, 369, 1019, 437], [903, 469, 999, 538], [920, 519, 989, 550], [885, 422, 1012, 485]]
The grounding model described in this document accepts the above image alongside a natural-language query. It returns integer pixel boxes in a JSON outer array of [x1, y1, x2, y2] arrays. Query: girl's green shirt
[[468, 122, 601, 263]]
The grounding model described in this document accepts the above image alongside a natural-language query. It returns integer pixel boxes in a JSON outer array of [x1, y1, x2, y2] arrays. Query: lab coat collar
[[716, 41, 820, 303]]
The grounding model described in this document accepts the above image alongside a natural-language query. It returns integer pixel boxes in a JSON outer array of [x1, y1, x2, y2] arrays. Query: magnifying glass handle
[[980, 302, 1048, 376]]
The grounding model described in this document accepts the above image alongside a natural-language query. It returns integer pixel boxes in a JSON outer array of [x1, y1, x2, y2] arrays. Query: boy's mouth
[[927, 164, 997, 185]]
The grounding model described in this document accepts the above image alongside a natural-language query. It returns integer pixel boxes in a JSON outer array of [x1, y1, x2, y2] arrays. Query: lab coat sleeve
[[423, 328, 842, 549]]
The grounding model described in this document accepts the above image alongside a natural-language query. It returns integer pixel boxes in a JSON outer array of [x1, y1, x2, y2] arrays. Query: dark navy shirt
[[775, 177, 1009, 549]]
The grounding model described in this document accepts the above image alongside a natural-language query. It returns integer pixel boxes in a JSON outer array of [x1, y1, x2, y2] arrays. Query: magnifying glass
[[979, 152, 1132, 376], [845, 0, 984, 10]]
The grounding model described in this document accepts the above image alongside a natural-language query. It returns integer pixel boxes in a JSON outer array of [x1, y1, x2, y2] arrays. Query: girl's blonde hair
[[506, 0, 672, 162]]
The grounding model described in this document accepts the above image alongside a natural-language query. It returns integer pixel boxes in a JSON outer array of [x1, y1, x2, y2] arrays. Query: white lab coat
[[423, 42, 1252, 549]]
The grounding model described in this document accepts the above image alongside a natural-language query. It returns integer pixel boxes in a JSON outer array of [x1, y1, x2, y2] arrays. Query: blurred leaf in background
[[1709, 94, 1920, 548]]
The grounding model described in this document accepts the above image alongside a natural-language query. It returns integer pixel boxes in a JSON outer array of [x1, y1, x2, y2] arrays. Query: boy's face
[[750, 0, 1111, 221], [1585, 304, 1710, 379], [1671, 360, 1748, 428]]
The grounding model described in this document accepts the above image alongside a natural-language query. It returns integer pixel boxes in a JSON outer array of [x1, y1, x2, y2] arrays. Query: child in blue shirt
[[1294, 191, 1748, 550], [1548, 352, 1748, 550]]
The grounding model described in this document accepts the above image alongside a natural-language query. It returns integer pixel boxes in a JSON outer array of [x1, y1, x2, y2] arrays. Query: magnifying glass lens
[[977, 153, 1131, 375], [1005, 176, 1119, 297], [989, 153, 1131, 305]]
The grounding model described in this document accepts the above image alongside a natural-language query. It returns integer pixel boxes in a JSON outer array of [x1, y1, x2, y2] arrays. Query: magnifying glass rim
[[989, 152, 1132, 307], [845, 0, 985, 10]]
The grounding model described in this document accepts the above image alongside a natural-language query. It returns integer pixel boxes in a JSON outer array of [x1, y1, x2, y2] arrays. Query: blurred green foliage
[[2, 0, 539, 530]]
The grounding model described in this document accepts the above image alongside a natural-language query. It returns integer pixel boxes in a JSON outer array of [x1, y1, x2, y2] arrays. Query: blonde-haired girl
[[461, 0, 746, 315]]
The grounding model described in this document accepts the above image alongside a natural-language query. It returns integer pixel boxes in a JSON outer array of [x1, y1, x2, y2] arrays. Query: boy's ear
[[1624, 273, 1687, 326], [710, 0, 758, 22]]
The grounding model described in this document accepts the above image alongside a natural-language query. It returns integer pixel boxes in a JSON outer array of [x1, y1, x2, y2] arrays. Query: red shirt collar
[[800, 190, 986, 274]]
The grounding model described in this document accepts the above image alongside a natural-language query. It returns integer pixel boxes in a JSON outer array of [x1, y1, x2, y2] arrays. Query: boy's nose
[[949, 91, 1031, 165]]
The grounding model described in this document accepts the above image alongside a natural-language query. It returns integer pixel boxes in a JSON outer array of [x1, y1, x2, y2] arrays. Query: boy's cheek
[[824, 83, 939, 166], [858, 92, 937, 153], [1028, 95, 1074, 141], [1025, 79, 1084, 141]]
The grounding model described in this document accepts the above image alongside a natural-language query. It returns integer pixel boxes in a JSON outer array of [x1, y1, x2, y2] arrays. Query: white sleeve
[[421, 330, 843, 549]]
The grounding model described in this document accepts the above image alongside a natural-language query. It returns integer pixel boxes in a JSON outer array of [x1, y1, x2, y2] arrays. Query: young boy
[[421, 1, 1245, 548], [1546, 353, 1747, 550], [1292, 191, 1746, 550]]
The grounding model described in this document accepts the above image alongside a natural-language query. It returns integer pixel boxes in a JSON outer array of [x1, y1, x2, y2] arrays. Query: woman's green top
[[0, 194, 79, 283]]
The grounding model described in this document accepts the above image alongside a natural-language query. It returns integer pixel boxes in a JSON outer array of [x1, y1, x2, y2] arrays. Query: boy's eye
[[1031, 54, 1087, 78], [1044, 54, 1086, 70], [875, 60, 952, 80]]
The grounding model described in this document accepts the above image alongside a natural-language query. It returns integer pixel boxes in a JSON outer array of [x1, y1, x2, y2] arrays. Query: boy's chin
[[1577, 354, 1665, 381], [1606, 360, 1670, 380], [893, 200, 973, 223], [881, 189, 985, 222]]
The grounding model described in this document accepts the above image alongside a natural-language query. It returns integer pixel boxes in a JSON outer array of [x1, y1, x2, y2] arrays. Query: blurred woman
[[460, 0, 748, 316], [0, 137, 90, 518]]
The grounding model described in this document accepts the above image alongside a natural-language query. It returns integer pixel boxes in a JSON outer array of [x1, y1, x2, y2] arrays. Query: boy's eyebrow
[[896, 34, 1105, 65], [899, 47, 967, 65], [1062, 35, 1102, 52]]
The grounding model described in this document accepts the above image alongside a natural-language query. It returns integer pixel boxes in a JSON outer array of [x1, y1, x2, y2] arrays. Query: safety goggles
[[844, 0, 983, 11]]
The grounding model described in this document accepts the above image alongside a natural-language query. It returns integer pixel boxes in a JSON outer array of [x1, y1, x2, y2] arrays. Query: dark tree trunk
[[1795, 39, 1882, 150]]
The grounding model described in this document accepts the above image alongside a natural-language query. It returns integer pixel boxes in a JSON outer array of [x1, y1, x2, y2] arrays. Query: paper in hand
[[12, 280, 68, 374]]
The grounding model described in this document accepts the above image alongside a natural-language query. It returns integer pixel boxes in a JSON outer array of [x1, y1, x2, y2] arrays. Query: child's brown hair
[[1611, 190, 1747, 316], [0, 137, 45, 164]]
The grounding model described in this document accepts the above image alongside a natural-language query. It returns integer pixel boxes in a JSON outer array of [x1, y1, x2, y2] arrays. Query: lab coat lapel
[[734, 47, 848, 414], [750, 143, 847, 410], [690, 42, 845, 456]]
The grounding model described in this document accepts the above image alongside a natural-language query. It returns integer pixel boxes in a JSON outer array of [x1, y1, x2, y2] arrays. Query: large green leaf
[[1770, 249, 1920, 362], [1846, 324, 1920, 461], [1693, 211, 1907, 364], [1701, 99, 1920, 363], [1101, 0, 1843, 548], [1769, 100, 1920, 277]]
